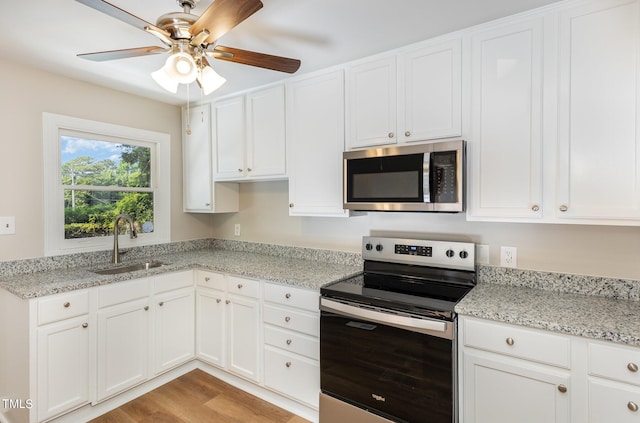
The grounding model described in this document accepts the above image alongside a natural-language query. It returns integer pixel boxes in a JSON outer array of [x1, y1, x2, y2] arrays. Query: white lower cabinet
[[153, 287, 195, 375], [263, 282, 320, 408]]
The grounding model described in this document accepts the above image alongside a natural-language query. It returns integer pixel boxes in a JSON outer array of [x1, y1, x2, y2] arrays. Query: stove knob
[[459, 250, 469, 259], [446, 249, 455, 258], [365, 243, 373, 251], [376, 244, 383, 252]]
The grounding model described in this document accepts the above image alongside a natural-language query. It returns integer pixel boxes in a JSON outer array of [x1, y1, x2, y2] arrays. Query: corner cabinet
[[182, 103, 239, 213], [286, 69, 350, 217]]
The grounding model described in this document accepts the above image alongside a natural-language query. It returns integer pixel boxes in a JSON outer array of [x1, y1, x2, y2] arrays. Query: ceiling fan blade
[[75, 0, 170, 39], [190, 0, 263, 44], [211, 46, 301, 73], [78, 46, 167, 62]]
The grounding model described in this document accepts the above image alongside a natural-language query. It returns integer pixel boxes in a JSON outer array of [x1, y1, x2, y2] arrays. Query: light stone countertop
[[0, 248, 363, 299]]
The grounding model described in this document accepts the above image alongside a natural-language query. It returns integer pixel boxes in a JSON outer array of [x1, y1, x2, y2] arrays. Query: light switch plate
[[0, 216, 15, 235], [476, 244, 490, 265]]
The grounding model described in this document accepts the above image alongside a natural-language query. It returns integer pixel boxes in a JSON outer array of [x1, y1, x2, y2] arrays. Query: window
[[43, 113, 170, 256]]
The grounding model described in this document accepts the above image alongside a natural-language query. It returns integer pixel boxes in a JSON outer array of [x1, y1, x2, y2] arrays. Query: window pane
[[63, 190, 154, 239], [61, 137, 151, 188]]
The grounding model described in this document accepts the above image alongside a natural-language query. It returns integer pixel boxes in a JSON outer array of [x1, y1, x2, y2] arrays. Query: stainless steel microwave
[[343, 140, 465, 212]]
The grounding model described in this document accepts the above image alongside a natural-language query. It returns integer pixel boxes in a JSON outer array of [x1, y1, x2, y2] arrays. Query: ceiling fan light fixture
[[197, 65, 226, 95], [151, 66, 179, 93], [165, 51, 198, 83]]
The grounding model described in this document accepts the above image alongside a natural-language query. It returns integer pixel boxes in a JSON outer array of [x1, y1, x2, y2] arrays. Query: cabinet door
[[183, 103, 213, 212], [467, 19, 544, 220], [227, 294, 261, 382], [153, 288, 195, 375], [97, 298, 150, 401], [462, 350, 570, 423], [214, 96, 246, 180], [346, 56, 397, 149], [246, 84, 287, 178], [557, 0, 640, 220], [196, 289, 226, 367], [37, 315, 90, 421], [398, 38, 462, 142], [286, 69, 349, 217], [589, 379, 640, 423]]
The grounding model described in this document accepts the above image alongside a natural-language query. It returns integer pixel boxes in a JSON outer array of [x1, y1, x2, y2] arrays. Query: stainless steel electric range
[[319, 236, 476, 423]]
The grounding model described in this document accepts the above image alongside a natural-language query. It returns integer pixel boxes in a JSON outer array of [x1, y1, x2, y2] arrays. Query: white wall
[[0, 59, 214, 261], [212, 181, 640, 280]]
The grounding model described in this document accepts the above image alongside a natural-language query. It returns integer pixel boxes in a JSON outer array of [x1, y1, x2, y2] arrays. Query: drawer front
[[590, 343, 640, 386], [264, 325, 319, 360], [195, 270, 226, 291], [153, 270, 193, 294], [38, 290, 90, 326], [264, 347, 319, 408], [227, 276, 260, 298], [264, 283, 319, 312], [264, 304, 319, 337], [463, 318, 571, 368], [589, 379, 640, 423], [98, 278, 149, 309]]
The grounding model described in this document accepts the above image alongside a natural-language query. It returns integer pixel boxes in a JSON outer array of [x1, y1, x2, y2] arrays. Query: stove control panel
[[363, 236, 475, 271]]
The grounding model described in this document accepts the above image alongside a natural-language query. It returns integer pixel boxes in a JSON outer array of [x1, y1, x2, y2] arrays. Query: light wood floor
[[89, 369, 311, 423]]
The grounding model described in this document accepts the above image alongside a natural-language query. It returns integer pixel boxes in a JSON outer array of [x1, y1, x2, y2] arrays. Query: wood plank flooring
[[89, 369, 311, 423]]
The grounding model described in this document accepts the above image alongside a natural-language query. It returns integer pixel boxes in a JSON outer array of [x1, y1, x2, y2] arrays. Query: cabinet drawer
[[38, 290, 90, 326], [98, 278, 149, 309], [227, 276, 260, 298], [264, 325, 319, 360], [196, 271, 226, 291], [264, 283, 319, 312], [590, 343, 640, 386], [589, 379, 640, 423], [153, 270, 193, 294], [264, 347, 319, 408], [463, 318, 570, 368], [264, 304, 319, 337]]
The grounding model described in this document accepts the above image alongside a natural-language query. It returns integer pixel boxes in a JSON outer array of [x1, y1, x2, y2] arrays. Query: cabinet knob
[[205, 203, 211, 207], [144, 306, 149, 311], [388, 132, 394, 139], [216, 298, 221, 303], [159, 301, 164, 307], [289, 203, 294, 208], [285, 293, 291, 299], [628, 402, 639, 412], [247, 168, 252, 172], [238, 168, 243, 172], [226, 300, 230, 304], [82, 323, 88, 329], [559, 204, 568, 212], [63, 302, 70, 308], [531, 204, 540, 212], [628, 363, 639, 372], [285, 316, 291, 322], [285, 361, 292, 368], [286, 339, 292, 345], [237, 283, 243, 289], [557, 384, 567, 393], [205, 277, 211, 282], [404, 131, 411, 137], [506, 337, 515, 346]]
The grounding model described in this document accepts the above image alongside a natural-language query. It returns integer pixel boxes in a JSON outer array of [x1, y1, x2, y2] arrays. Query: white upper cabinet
[[467, 18, 544, 220], [182, 103, 239, 213], [345, 38, 462, 150], [556, 0, 640, 221], [287, 69, 349, 217], [213, 84, 287, 182]]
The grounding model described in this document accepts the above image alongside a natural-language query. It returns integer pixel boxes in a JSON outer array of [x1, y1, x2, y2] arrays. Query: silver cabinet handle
[[144, 306, 149, 311], [158, 301, 164, 307], [558, 385, 567, 393], [405, 131, 411, 137], [237, 283, 243, 289], [285, 362, 292, 368], [531, 204, 540, 212], [286, 339, 292, 345], [289, 203, 294, 208], [247, 168, 252, 172], [629, 363, 639, 372], [64, 302, 70, 308], [285, 316, 291, 322], [216, 298, 221, 303], [82, 323, 88, 329], [237, 168, 243, 172], [388, 132, 394, 138], [559, 204, 568, 212], [205, 203, 211, 207], [205, 277, 210, 282], [285, 293, 291, 299], [628, 402, 639, 412], [225, 300, 230, 304], [506, 337, 515, 346]]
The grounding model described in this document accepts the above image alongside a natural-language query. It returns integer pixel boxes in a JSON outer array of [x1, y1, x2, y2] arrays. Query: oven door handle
[[320, 298, 452, 339]]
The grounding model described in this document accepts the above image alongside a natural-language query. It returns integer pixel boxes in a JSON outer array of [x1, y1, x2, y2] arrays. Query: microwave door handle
[[423, 151, 431, 203]]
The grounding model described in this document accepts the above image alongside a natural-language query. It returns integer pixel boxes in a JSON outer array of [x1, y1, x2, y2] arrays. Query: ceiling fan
[[75, 0, 301, 94]]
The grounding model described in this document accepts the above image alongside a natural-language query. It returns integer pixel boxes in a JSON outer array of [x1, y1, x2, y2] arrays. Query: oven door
[[320, 298, 457, 423]]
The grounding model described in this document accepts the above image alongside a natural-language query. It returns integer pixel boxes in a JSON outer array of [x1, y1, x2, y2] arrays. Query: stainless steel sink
[[92, 261, 164, 275]]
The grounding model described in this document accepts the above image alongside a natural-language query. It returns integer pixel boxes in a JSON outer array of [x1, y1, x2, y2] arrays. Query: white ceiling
[[0, 0, 562, 105]]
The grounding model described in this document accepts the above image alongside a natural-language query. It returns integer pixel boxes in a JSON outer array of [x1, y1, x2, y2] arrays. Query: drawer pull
[[628, 402, 639, 412], [64, 302, 70, 308], [82, 323, 88, 329], [506, 337, 515, 346], [144, 306, 149, 311], [237, 283, 243, 289], [226, 300, 230, 304], [216, 299, 221, 303], [286, 361, 292, 368], [286, 339, 292, 345], [557, 385, 567, 393], [159, 301, 164, 307], [205, 277, 211, 282], [628, 363, 639, 373], [285, 316, 291, 322], [285, 293, 291, 299]]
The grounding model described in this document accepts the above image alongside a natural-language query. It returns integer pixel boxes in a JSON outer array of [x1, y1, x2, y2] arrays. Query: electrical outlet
[[500, 246, 517, 268], [476, 244, 490, 265], [0, 216, 15, 235], [234, 224, 241, 237]]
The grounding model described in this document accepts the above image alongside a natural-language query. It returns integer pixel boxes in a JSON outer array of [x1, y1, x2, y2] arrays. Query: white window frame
[[43, 113, 171, 256]]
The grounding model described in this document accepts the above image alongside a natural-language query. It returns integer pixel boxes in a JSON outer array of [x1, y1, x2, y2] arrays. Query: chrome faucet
[[112, 213, 137, 264]]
